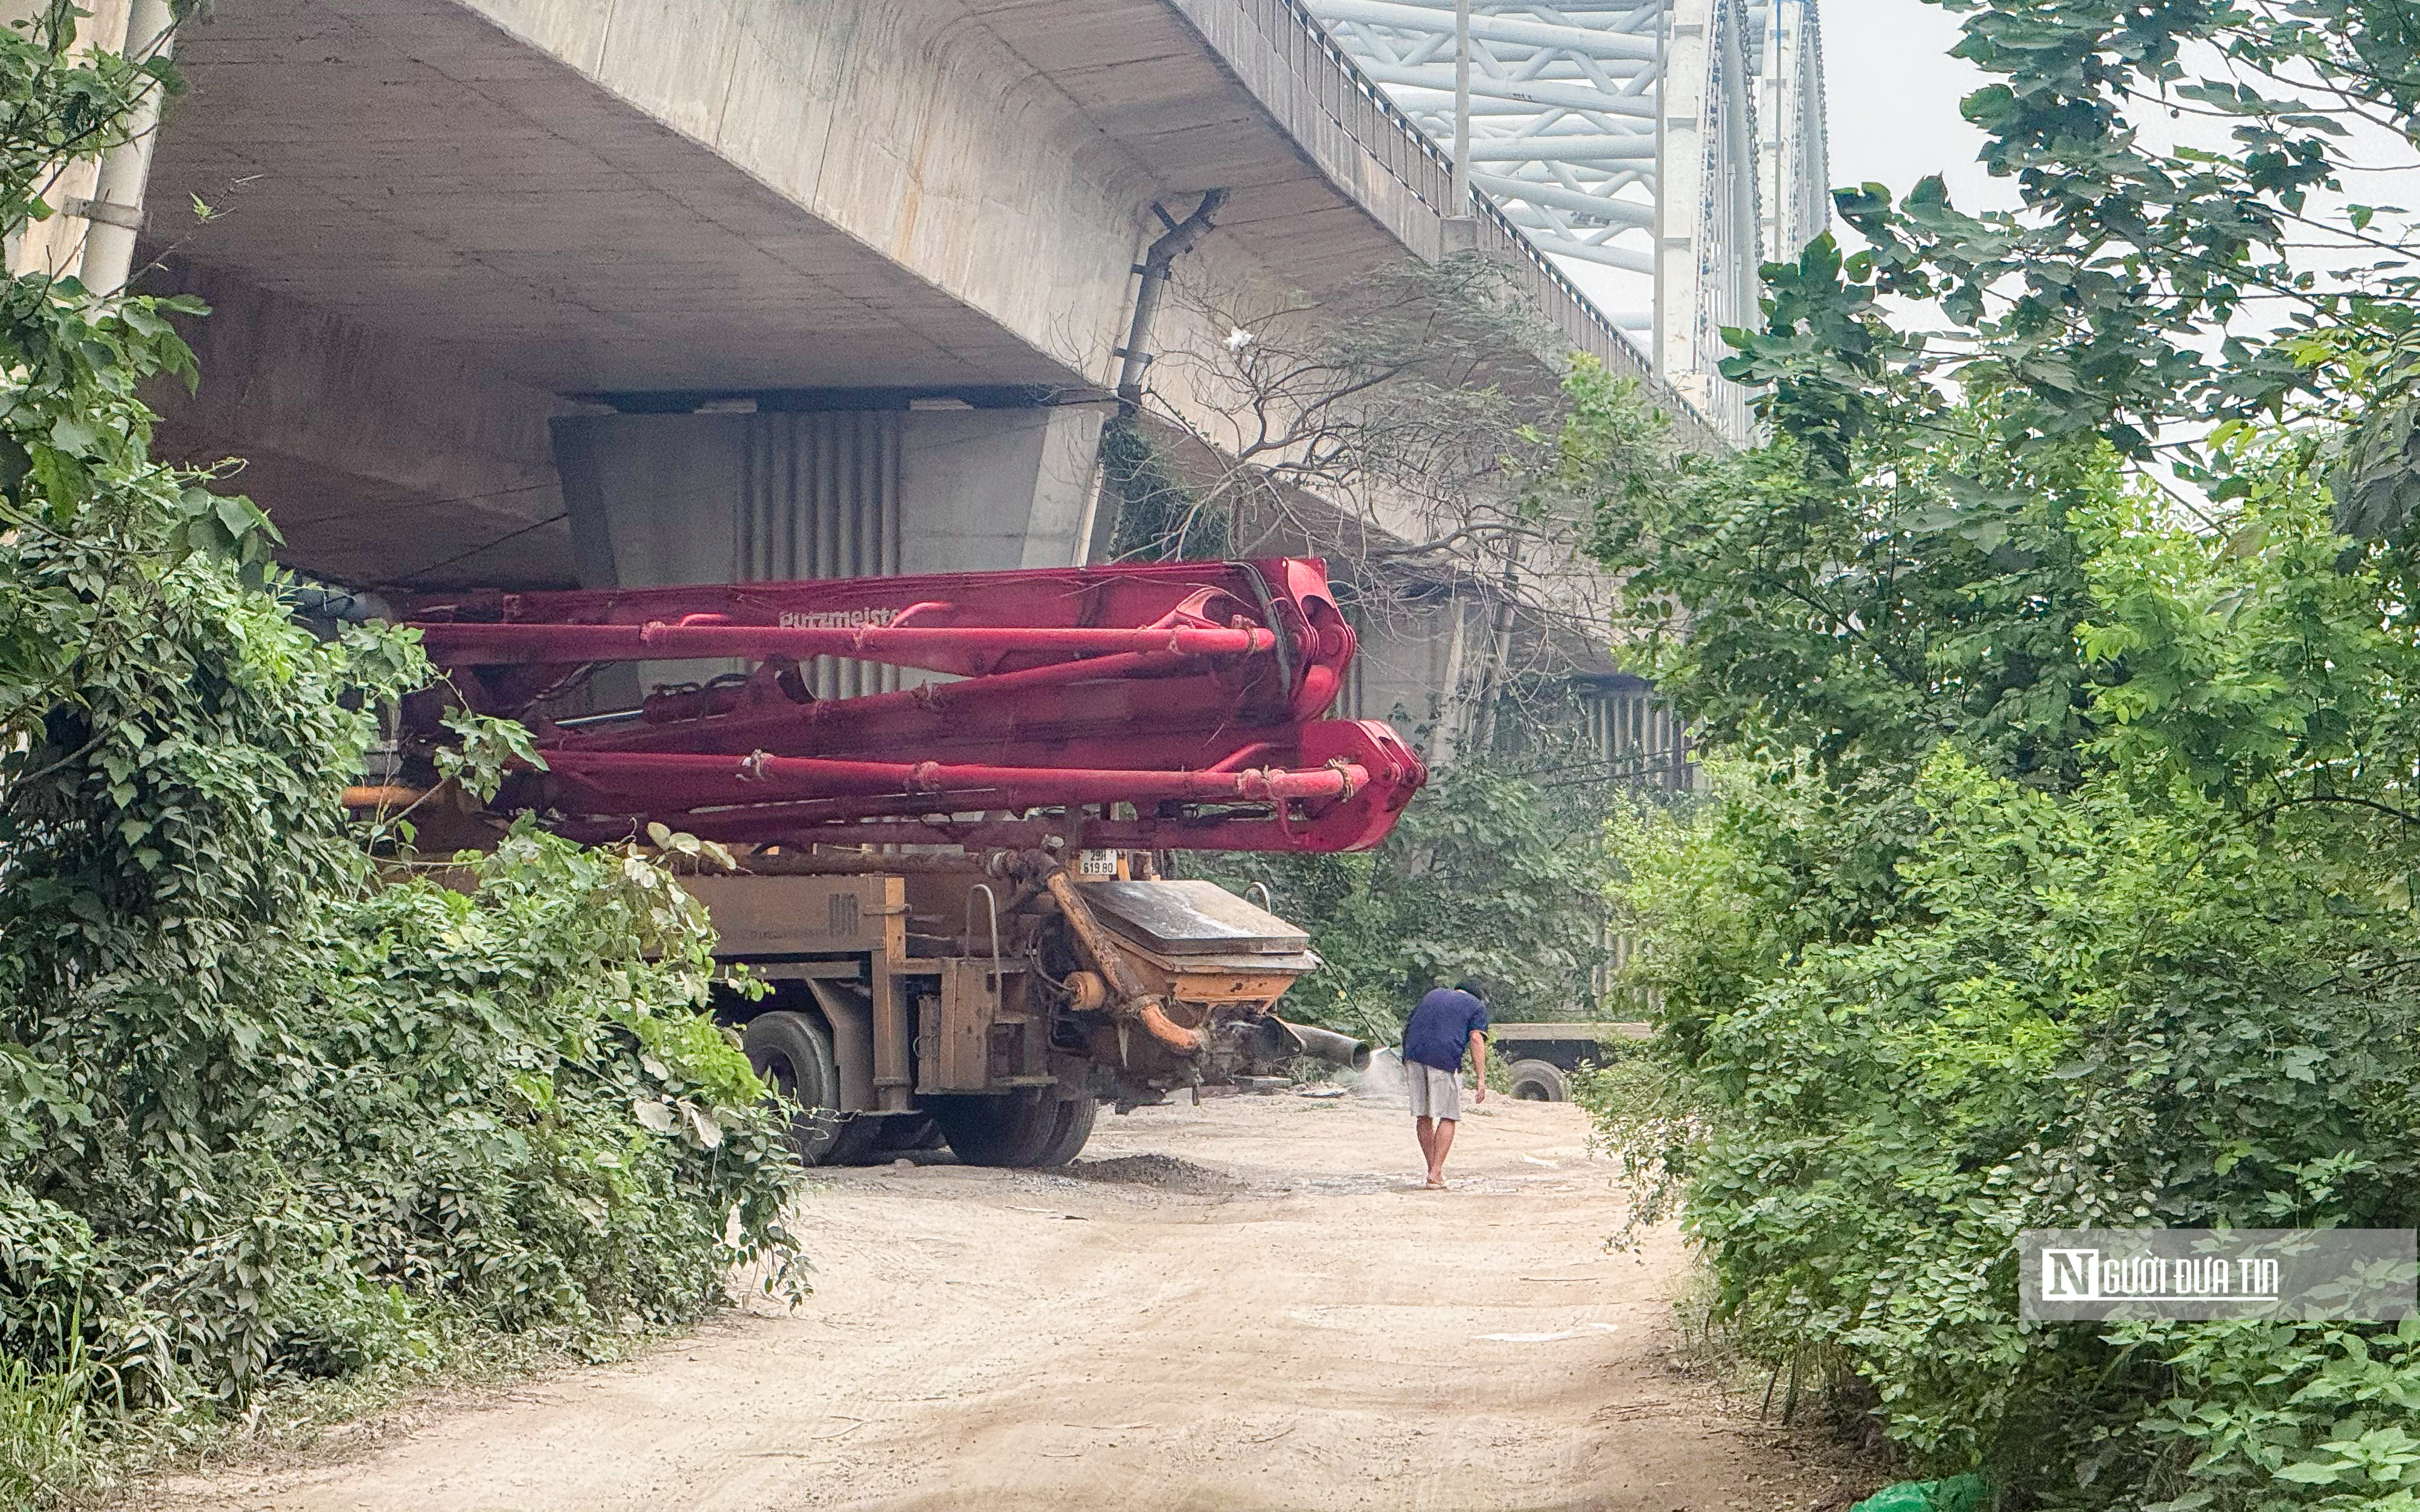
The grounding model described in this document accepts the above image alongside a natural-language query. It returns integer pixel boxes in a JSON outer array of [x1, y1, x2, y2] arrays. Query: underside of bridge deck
[[121, 0, 1673, 593]]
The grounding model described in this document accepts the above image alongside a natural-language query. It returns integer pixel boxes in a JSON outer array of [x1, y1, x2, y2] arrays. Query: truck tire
[[744, 1011, 845, 1164], [926, 1089, 1061, 1167], [1508, 1058, 1570, 1102], [1028, 1094, 1100, 1167]]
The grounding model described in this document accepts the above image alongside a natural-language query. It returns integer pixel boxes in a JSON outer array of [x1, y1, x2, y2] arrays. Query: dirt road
[[166, 1089, 1860, 1512]]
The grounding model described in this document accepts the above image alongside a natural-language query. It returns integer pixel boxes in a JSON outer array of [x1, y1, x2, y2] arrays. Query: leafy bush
[[0, 309, 804, 1503], [1577, 399, 2420, 1505], [1605, 745, 2420, 1476], [1556, 2, 2420, 1502], [0, 8, 801, 1501]]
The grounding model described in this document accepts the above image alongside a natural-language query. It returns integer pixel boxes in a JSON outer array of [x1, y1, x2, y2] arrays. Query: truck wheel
[[1508, 1058, 1570, 1102], [926, 1089, 1060, 1167], [744, 1011, 844, 1164], [1028, 1095, 1100, 1167]]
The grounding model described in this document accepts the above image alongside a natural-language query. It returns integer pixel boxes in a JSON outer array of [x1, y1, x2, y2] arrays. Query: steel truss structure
[[1303, 0, 1829, 443]]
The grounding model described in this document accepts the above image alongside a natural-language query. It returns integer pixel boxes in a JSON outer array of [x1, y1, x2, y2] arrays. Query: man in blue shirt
[[1401, 980, 1488, 1188]]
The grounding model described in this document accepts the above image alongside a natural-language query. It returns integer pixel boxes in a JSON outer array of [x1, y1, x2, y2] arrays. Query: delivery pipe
[[539, 750, 1363, 812], [1115, 190, 1228, 414], [1270, 1018, 1374, 1072], [415, 619, 1276, 668], [1041, 869, 1203, 1055]]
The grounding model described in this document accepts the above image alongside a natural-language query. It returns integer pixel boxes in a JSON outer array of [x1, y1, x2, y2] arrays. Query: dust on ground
[[153, 1089, 1875, 1512]]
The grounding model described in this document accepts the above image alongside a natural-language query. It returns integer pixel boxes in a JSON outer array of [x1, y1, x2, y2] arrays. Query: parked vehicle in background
[[1493, 1021, 1650, 1102]]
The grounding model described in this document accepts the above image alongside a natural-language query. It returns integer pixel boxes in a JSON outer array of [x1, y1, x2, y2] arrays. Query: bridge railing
[[1213, 0, 1724, 451]]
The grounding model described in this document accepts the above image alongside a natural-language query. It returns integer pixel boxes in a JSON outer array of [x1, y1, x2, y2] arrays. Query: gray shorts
[[1406, 1061, 1462, 1121]]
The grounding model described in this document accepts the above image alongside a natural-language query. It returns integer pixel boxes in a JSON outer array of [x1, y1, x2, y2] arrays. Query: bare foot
[[1425, 1177, 1447, 1190]]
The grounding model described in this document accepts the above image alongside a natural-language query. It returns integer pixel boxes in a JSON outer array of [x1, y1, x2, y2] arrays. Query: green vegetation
[[0, 9, 800, 1501], [1196, 758, 1635, 1044], [1567, 2, 2420, 1505], [1107, 309, 1665, 1038], [1100, 413, 1234, 563]]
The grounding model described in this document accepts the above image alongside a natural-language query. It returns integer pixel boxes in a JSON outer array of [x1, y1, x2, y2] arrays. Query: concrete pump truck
[[373, 558, 1424, 1168]]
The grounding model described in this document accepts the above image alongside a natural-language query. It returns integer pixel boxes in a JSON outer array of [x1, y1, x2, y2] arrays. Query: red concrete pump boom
[[400, 558, 1426, 854]]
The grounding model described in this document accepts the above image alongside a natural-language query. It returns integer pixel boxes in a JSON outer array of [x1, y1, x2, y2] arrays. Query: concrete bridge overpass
[[28, 0, 1820, 771]]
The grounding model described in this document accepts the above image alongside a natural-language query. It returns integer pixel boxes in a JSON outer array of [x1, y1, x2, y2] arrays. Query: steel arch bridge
[[1302, 0, 1829, 444]]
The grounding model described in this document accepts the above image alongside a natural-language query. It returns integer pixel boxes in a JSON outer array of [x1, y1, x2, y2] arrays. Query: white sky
[[1552, 1, 2415, 365], [1819, 0, 2014, 219], [1814, 6, 2418, 354]]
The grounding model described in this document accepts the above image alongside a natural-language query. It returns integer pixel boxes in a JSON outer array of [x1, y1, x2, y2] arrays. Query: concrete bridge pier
[[551, 401, 1106, 702], [554, 404, 1107, 590]]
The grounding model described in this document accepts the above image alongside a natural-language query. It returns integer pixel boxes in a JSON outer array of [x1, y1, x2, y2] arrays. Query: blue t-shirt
[[1403, 988, 1489, 1072]]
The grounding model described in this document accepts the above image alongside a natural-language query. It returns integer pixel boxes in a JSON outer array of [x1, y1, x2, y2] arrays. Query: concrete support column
[[555, 406, 1108, 589], [552, 403, 1109, 700]]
